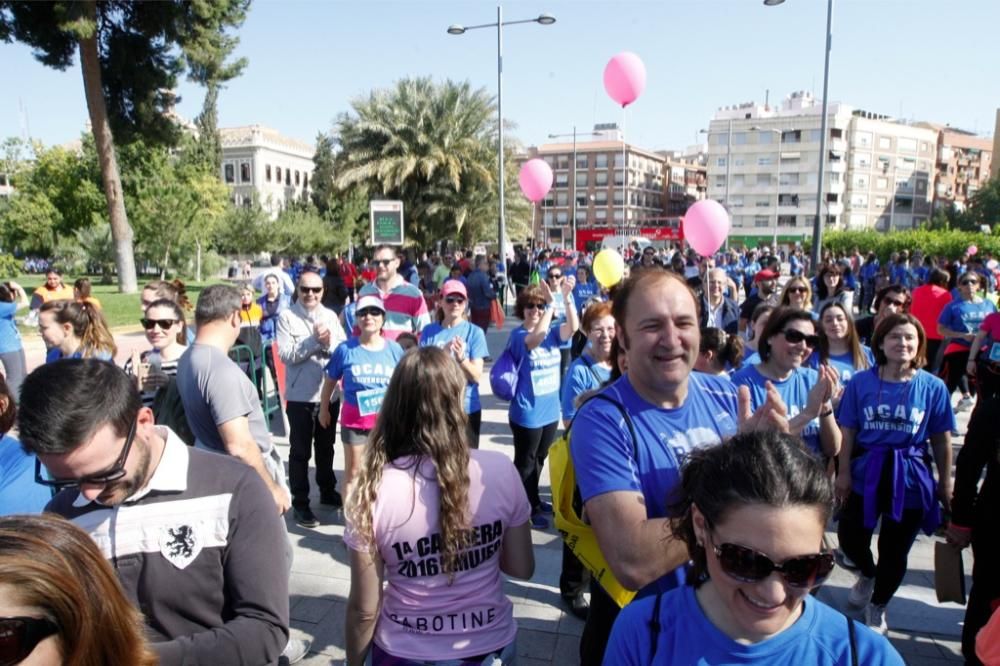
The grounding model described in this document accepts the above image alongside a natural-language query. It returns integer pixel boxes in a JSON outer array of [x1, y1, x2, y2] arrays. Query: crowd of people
[[0, 240, 998, 665]]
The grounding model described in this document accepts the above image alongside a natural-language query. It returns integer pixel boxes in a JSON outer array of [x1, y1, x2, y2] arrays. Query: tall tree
[[0, 1, 249, 291], [335, 77, 506, 247]]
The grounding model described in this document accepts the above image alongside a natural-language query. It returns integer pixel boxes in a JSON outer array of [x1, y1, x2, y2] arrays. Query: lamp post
[[448, 8, 556, 265], [549, 128, 599, 251], [752, 127, 783, 253], [765, 0, 833, 271]]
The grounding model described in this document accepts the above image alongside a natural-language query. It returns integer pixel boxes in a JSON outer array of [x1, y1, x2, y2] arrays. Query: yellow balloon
[[593, 249, 625, 288]]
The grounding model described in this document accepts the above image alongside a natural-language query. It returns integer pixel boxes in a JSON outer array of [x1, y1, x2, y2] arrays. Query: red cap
[[754, 269, 779, 282]]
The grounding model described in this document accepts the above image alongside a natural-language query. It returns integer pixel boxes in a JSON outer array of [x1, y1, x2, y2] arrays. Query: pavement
[[19, 317, 975, 665]]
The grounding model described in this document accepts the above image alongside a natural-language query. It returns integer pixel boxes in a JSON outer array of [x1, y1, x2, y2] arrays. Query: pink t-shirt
[[979, 311, 1000, 339], [344, 450, 531, 661]]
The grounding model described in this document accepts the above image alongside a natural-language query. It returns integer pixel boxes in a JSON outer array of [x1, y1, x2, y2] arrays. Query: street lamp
[[752, 126, 783, 253], [765, 0, 833, 270], [549, 127, 599, 251], [448, 9, 556, 267]]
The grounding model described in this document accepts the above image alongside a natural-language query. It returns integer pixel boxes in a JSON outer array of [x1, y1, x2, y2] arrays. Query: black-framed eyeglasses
[[373, 259, 394, 267], [781, 329, 820, 348], [444, 295, 466, 304], [139, 318, 177, 331], [299, 286, 323, 294], [708, 534, 833, 589], [0, 616, 59, 666], [34, 418, 137, 491], [357, 307, 384, 318]]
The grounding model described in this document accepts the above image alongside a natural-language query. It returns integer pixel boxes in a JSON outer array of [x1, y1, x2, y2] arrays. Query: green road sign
[[370, 200, 404, 245]]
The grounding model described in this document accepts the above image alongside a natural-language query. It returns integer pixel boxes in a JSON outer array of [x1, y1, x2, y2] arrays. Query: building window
[[778, 215, 796, 227], [596, 172, 608, 186], [779, 173, 799, 186], [717, 157, 726, 167], [543, 212, 554, 225], [285, 169, 291, 186], [714, 175, 726, 187], [732, 175, 744, 187], [613, 153, 624, 167], [224, 163, 235, 183], [614, 209, 625, 222], [850, 194, 868, 207], [853, 174, 869, 188], [782, 130, 801, 144], [852, 153, 872, 169], [898, 138, 918, 153], [754, 216, 769, 227], [730, 196, 744, 208], [853, 131, 873, 148], [303, 173, 309, 189], [613, 190, 624, 205], [894, 197, 913, 211], [733, 157, 746, 167], [556, 211, 569, 225], [576, 154, 588, 168], [732, 132, 748, 145], [595, 191, 608, 204], [596, 154, 608, 168], [757, 132, 774, 145], [878, 136, 892, 150], [713, 133, 729, 146], [809, 129, 823, 142], [875, 177, 888, 189], [275, 167, 282, 183], [265, 165, 272, 182], [576, 173, 588, 187], [874, 196, 888, 208], [595, 209, 608, 221], [830, 128, 844, 139], [614, 170, 624, 185], [295, 170, 301, 186], [556, 192, 568, 206], [555, 173, 569, 187], [756, 173, 771, 186], [827, 193, 839, 203], [757, 156, 771, 166], [576, 210, 588, 224], [240, 162, 251, 183]]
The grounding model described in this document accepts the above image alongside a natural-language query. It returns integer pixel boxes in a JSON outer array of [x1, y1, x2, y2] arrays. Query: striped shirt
[[123, 352, 182, 408], [358, 278, 431, 341]]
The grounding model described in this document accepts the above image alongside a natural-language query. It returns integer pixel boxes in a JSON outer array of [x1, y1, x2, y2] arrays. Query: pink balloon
[[683, 200, 731, 257], [518, 158, 553, 203], [603, 52, 646, 107], [968, 244, 979, 256]]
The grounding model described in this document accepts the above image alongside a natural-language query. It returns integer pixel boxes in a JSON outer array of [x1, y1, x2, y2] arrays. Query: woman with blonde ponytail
[[344, 347, 534, 666], [38, 300, 117, 363]]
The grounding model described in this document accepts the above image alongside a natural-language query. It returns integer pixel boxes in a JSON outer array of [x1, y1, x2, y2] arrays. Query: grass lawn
[[14, 275, 215, 333]]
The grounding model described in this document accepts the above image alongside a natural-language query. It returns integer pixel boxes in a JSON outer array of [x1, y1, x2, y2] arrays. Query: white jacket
[[276, 302, 346, 403]]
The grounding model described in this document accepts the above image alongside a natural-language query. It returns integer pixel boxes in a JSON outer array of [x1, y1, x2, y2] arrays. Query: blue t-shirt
[[604, 584, 904, 666], [419, 320, 489, 414], [732, 365, 822, 455], [45, 348, 112, 364], [938, 298, 996, 349], [838, 368, 954, 516], [808, 347, 875, 384], [325, 337, 404, 429], [0, 302, 22, 354], [0, 435, 52, 516], [571, 374, 739, 596], [560, 354, 612, 422], [507, 327, 563, 428], [572, 281, 600, 317]]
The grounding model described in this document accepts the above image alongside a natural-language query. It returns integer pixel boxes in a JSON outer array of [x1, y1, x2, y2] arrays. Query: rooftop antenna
[[765, 88, 770, 109], [18, 98, 31, 143]]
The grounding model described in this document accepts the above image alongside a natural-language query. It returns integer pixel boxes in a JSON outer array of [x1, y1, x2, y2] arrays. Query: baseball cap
[[754, 269, 779, 283], [355, 294, 386, 313], [441, 280, 468, 298]]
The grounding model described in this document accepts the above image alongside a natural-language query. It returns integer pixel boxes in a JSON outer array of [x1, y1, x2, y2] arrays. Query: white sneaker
[[956, 396, 974, 412], [863, 602, 889, 635], [279, 638, 311, 665], [848, 574, 876, 608]]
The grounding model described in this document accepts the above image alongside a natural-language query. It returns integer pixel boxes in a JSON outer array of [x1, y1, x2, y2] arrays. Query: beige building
[[919, 125, 993, 212], [993, 109, 1000, 181], [219, 125, 314, 218]]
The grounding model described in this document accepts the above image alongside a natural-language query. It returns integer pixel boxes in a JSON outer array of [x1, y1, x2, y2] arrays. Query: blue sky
[[3, 0, 998, 153]]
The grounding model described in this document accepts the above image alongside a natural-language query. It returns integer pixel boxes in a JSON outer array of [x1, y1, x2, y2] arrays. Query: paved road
[[21, 321, 973, 665]]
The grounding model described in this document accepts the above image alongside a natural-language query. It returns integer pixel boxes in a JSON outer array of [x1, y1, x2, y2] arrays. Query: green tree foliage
[[312, 132, 378, 251], [822, 229, 999, 262], [335, 77, 525, 247], [964, 177, 1000, 232], [0, 0, 250, 291]]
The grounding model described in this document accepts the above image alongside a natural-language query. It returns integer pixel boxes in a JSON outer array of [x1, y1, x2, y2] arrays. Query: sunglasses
[[710, 538, 834, 588], [548, 274, 563, 280], [373, 259, 394, 267], [785, 287, 808, 294], [139, 318, 177, 331], [34, 418, 137, 490], [960, 280, 979, 286], [357, 307, 384, 318], [0, 617, 59, 666], [882, 298, 908, 308], [781, 329, 820, 347], [523, 302, 546, 311], [299, 286, 323, 294], [444, 295, 466, 304]]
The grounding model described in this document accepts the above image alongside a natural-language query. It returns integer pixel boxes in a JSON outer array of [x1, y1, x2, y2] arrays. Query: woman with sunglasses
[[419, 280, 489, 446], [732, 307, 841, 460], [811, 301, 873, 387], [779, 276, 814, 314], [38, 300, 117, 363], [938, 271, 996, 413], [0, 513, 157, 666], [604, 430, 903, 665], [836, 313, 955, 634], [123, 298, 187, 408], [319, 294, 404, 493], [505, 281, 578, 530]]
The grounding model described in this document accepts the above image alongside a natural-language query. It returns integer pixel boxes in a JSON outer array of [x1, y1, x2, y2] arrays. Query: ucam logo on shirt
[[862, 404, 925, 433]]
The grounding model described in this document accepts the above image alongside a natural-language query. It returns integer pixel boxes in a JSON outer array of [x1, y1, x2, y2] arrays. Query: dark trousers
[[837, 491, 924, 605], [962, 472, 1000, 664], [467, 410, 482, 449], [509, 419, 558, 510], [579, 579, 620, 666], [944, 349, 973, 396], [286, 400, 339, 510], [925, 338, 944, 375], [470, 306, 491, 334]]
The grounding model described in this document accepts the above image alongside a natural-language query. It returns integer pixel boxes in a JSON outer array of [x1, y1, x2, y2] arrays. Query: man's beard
[[96, 441, 152, 507]]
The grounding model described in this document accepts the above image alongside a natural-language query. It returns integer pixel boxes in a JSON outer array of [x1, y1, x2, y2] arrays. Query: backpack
[[488, 338, 521, 401], [152, 376, 196, 446], [549, 392, 639, 608]]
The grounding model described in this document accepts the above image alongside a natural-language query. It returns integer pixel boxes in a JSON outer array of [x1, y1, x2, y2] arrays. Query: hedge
[[815, 229, 997, 263]]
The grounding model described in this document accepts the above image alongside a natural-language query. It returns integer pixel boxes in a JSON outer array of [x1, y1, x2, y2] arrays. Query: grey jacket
[[276, 301, 346, 403]]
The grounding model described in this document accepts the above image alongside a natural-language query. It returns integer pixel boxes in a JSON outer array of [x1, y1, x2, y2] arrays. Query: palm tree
[[335, 77, 517, 247]]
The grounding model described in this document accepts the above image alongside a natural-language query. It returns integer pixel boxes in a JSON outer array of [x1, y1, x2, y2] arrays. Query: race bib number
[[990, 342, 1000, 363], [356, 387, 387, 416], [530, 368, 560, 396]]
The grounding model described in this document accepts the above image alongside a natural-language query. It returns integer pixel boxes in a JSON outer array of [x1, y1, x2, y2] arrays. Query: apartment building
[[916, 125, 993, 212], [706, 91, 854, 248], [522, 123, 702, 248], [219, 125, 314, 218]]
